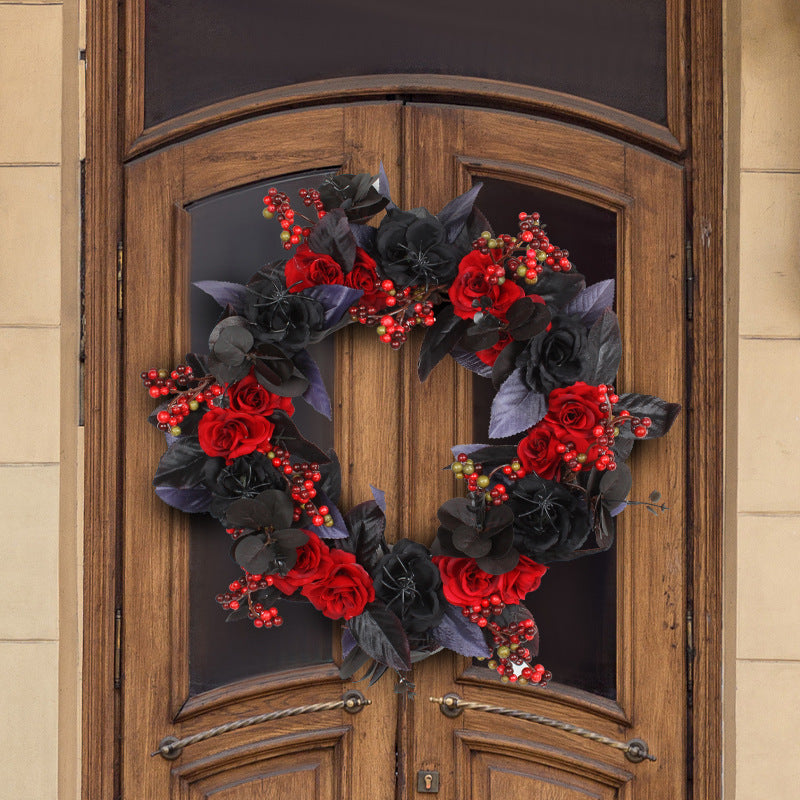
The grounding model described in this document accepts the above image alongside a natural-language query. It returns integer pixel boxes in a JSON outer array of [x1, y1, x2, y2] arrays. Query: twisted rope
[[430, 694, 655, 763], [153, 691, 369, 760]]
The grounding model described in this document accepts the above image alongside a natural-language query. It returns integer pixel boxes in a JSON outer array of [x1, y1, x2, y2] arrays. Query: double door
[[122, 102, 685, 799]]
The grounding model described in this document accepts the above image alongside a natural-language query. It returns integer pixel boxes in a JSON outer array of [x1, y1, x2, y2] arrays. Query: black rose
[[203, 452, 285, 526], [245, 270, 325, 353], [432, 497, 519, 575], [318, 172, 390, 224], [523, 312, 594, 394], [374, 539, 445, 634], [375, 208, 460, 289], [509, 474, 591, 563]]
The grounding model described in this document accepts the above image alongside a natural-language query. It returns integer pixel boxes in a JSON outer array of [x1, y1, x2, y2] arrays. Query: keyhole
[[424, 774, 433, 790]]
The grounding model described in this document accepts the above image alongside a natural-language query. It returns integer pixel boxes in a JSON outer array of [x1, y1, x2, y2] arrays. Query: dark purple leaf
[[615, 393, 682, 439], [588, 309, 622, 384], [449, 347, 493, 378], [418, 305, 470, 382], [564, 279, 616, 326], [506, 297, 551, 340], [529, 268, 586, 308], [152, 437, 208, 489], [342, 627, 357, 658], [460, 316, 501, 351], [348, 600, 411, 671], [431, 603, 491, 658], [377, 162, 396, 210], [345, 499, 387, 575], [437, 183, 483, 243], [194, 280, 250, 313], [489, 367, 546, 438], [154, 485, 211, 514], [450, 443, 492, 459], [339, 644, 370, 680], [303, 284, 364, 328], [293, 349, 332, 419], [599, 461, 632, 510], [350, 223, 377, 250], [370, 485, 386, 513]]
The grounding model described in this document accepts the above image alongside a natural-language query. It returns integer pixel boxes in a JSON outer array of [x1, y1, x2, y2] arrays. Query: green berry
[[451, 462, 463, 473], [188, 400, 199, 411], [497, 645, 510, 659], [169, 426, 181, 436], [262, 209, 274, 219], [280, 230, 291, 242], [477, 475, 490, 488]]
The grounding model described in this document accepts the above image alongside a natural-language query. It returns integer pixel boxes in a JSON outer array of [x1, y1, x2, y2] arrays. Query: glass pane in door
[[471, 177, 618, 698], [187, 170, 337, 695]]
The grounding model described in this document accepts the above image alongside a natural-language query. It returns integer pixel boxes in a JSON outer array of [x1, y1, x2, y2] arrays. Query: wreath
[[142, 169, 680, 688]]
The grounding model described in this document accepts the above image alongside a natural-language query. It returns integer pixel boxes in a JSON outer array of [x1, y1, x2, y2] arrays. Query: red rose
[[497, 556, 547, 603], [544, 382, 604, 469], [433, 556, 502, 606], [301, 548, 375, 620], [228, 372, 294, 417], [516, 418, 565, 481], [271, 531, 333, 594], [285, 244, 345, 292], [344, 248, 389, 308], [197, 406, 274, 464], [448, 251, 524, 322]]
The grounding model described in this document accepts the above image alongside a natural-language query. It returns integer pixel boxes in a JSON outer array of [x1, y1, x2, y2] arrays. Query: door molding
[[84, 1, 723, 796]]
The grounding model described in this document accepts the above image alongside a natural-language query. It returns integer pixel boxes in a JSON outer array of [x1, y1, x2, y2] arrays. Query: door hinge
[[114, 607, 122, 689], [686, 606, 695, 708], [685, 238, 694, 321], [116, 240, 124, 320]]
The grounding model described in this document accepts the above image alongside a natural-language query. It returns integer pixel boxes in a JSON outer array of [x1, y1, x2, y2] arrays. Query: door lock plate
[[417, 770, 440, 793]]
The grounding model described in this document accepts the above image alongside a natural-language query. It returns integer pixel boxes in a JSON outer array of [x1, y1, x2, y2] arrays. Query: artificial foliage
[[142, 168, 680, 688]]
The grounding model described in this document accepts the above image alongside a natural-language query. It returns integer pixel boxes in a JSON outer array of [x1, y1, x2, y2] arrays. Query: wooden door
[[121, 102, 685, 799]]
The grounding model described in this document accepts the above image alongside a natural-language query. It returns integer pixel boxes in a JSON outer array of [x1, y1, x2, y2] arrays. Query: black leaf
[[154, 485, 211, 514], [152, 437, 208, 489], [598, 462, 633, 509], [307, 208, 357, 270], [615, 393, 682, 439], [232, 534, 277, 574], [506, 297, 551, 340], [348, 601, 412, 672], [418, 305, 470, 382], [269, 410, 331, 464], [528, 268, 586, 308], [437, 183, 482, 243], [339, 644, 370, 680], [344, 499, 387, 576], [588, 309, 622, 384], [460, 316, 501, 351]]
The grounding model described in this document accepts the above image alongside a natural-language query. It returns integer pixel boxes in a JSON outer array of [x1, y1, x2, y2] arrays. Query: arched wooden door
[[121, 101, 685, 799]]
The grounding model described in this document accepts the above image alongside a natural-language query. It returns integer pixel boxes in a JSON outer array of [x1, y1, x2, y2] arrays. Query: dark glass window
[[472, 177, 618, 698], [187, 171, 336, 695], [145, 0, 667, 127]]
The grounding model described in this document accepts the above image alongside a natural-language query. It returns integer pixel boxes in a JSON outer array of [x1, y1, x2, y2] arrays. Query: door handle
[[153, 690, 369, 760], [429, 693, 655, 764]]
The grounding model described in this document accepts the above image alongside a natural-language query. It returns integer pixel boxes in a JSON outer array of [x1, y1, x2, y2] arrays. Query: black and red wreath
[[142, 169, 680, 686]]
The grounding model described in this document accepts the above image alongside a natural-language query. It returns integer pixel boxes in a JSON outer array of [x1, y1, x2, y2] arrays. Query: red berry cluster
[[283, 457, 333, 527], [470, 212, 572, 288], [486, 618, 551, 687], [215, 573, 284, 629], [140, 364, 224, 435], [451, 453, 525, 506], [556, 385, 652, 475], [348, 284, 437, 350], [461, 592, 507, 627], [262, 187, 316, 250]]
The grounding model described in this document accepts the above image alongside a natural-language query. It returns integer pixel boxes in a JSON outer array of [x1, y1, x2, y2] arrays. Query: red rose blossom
[[228, 372, 294, 417], [448, 251, 524, 322], [544, 382, 604, 470], [271, 531, 333, 595], [285, 244, 345, 292], [433, 556, 502, 606], [516, 417, 566, 481], [301, 548, 375, 620], [496, 556, 547, 603], [197, 406, 274, 464], [344, 248, 389, 308]]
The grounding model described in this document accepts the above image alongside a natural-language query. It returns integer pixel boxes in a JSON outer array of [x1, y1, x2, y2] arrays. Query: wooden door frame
[[83, 1, 724, 797]]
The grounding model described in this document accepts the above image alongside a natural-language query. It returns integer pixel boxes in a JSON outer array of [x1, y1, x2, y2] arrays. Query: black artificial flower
[[523, 312, 594, 394], [374, 539, 445, 634], [374, 208, 460, 289], [244, 269, 325, 353], [318, 172, 390, 224], [509, 474, 591, 563], [203, 452, 285, 526], [432, 496, 519, 575]]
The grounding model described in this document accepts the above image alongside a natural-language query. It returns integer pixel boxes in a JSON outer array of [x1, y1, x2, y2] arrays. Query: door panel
[[122, 101, 685, 799], [403, 104, 685, 800], [122, 104, 403, 799]]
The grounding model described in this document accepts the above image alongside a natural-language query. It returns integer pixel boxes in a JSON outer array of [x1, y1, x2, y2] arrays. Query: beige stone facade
[[0, 1, 796, 797]]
